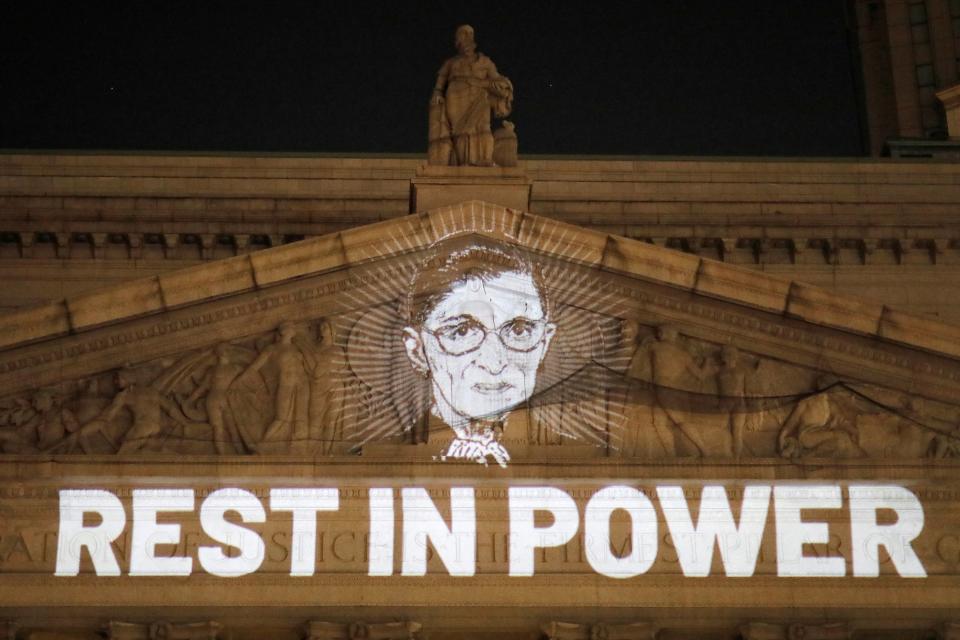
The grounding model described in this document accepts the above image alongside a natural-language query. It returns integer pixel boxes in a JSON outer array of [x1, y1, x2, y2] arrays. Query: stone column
[[927, 0, 959, 92], [854, 0, 901, 153], [884, 0, 924, 137], [937, 83, 960, 138]]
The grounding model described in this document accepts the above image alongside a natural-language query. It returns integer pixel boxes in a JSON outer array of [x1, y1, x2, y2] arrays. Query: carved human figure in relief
[[55, 368, 199, 453], [30, 389, 81, 450], [0, 389, 78, 453], [646, 325, 724, 456], [932, 423, 960, 458], [616, 320, 672, 457], [300, 319, 346, 455], [777, 378, 864, 460], [184, 343, 252, 454], [401, 247, 556, 467], [716, 345, 758, 458], [244, 322, 312, 453], [429, 25, 514, 166]]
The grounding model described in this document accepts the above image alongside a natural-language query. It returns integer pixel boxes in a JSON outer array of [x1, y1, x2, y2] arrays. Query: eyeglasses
[[426, 316, 550, 355]]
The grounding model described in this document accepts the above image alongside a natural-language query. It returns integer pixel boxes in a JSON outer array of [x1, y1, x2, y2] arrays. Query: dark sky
[[0, 1, 865, 156]]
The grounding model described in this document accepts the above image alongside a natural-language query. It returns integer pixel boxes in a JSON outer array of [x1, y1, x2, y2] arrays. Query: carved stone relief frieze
[[611, 321, 959, 462], [540, 621, 655, 640], [0, 318, 350, 456], [1, 234, 958, 463], [304, 622, 421, 640], [1, 308, 958, 462]]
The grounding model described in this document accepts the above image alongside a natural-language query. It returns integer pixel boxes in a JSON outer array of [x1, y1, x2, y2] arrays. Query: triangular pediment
[[1, 200, 959, 462]]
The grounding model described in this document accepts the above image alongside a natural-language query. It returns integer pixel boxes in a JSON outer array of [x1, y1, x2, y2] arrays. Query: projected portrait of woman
[[401, 246, 556, 467]]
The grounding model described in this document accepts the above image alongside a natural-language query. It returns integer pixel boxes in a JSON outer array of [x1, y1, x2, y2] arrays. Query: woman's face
[[406, 270, 555, 424]]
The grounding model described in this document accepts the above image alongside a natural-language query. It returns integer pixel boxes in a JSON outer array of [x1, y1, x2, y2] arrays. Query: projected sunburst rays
[[328, 215, 630, 465]]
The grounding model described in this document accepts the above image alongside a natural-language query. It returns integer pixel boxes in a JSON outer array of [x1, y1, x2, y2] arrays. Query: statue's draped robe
[[432, 53, 513, 166]]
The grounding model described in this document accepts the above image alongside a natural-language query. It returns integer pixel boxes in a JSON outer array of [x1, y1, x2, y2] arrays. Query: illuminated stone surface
[[0, 198, 958, 637]]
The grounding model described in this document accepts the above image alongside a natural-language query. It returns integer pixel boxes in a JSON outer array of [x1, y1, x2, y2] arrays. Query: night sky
[[1, 1, 865, 156]]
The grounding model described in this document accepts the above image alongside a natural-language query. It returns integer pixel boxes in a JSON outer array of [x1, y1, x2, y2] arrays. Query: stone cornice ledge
[[2, 199, 960, 364]]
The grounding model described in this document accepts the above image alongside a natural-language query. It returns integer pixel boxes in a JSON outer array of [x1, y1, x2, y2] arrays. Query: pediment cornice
[[1, 201, 960, 404]]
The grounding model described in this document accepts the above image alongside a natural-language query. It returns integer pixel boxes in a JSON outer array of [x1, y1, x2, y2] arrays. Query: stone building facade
[[851, 0, 960, 153], [0, 154, 959, 638], [4, 153, 960, 319]]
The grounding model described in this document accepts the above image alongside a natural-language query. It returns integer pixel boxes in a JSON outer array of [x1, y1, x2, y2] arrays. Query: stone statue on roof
[[428, 25, 516, 167]]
